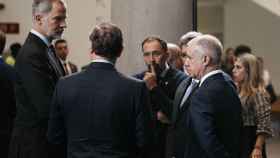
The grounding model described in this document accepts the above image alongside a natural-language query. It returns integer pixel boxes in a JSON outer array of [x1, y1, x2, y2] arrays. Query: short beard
[[148, 61, 164, 77]]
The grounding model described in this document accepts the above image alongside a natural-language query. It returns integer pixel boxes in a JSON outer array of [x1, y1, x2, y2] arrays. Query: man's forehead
[[143, 41, 162, 50]]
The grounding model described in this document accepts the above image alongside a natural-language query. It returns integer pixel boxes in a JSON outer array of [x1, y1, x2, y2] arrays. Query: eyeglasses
[[143, 51, 162, 57]]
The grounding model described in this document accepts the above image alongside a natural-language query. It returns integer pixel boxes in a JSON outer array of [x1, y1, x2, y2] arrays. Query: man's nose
[[60, 20, 67, 28], [147, 54, 155, 61]]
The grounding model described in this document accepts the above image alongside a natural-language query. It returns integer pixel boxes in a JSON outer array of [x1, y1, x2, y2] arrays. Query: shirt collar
[[59, 59, 67, 64], [30, 29, 51, 47], [199, 69, 223, 87], [91, 58, 114, 65]]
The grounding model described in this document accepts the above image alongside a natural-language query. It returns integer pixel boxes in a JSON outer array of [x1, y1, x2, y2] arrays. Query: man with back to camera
[[9, 0, 67, 157], [47, 22, 153, 158], [183, 34, 242, 158]]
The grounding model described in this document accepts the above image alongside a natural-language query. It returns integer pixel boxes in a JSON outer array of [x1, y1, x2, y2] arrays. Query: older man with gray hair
[[182, 34, 242, 158], [9, 0, 67, 158]]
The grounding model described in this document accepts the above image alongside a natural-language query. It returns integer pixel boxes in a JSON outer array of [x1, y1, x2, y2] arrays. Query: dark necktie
[[180, 79, 199, 108], [47, 45, 65, 77], [63, 62, 69, 75]]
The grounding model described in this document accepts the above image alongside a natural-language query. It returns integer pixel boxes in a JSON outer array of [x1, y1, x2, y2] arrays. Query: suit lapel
[[172, 77, 191, 124], [180, 84, 199, 112]]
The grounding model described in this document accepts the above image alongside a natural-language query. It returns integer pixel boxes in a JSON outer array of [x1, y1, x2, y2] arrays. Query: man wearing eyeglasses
[[134, 36, 187, 158]]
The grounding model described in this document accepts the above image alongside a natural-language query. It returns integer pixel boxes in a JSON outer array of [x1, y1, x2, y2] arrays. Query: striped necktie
[[47, 45, 65, 77], [180, 79, 199, 108]]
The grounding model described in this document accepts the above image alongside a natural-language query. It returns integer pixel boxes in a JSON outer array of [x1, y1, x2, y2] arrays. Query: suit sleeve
[[189, 92, 230, 158], [47, 80, 66, 144], [135, 82, 154, 157], [150, 86, 173, 118], [17, 53, 55, 125]]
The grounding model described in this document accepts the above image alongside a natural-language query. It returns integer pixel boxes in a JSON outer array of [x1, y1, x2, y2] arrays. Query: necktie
[[47, 45, 64, 77], [63, 62, 69, 75], [180, 79, 199, 108]]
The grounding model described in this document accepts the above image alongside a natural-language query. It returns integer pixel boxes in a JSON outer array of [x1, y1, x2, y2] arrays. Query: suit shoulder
[[59, 70, 83, 82], [119, 72, 145, 85], [132, 71, 146, 80], [17, 38, 47, 63]]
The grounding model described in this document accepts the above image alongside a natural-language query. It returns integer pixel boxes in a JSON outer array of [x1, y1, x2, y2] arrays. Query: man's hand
[[157, 111, 170, 124], [143, 64, 157, 90]]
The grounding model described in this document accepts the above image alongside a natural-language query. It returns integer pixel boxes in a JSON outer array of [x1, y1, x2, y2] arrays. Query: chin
[[52, 33, 63, 39]]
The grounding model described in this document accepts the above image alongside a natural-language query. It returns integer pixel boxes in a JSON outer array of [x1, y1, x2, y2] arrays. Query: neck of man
[[32, 25, 53, 43], [91, 52, 116, 65], [198, 65, 219, 80]]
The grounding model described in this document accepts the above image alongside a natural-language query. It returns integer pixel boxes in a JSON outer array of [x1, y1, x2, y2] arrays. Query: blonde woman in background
[[233, 53, 272, 158]]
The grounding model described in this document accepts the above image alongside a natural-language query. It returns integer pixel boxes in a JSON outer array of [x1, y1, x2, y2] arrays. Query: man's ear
[[34, 14, 43, 24], [203, 55, 211, 66]]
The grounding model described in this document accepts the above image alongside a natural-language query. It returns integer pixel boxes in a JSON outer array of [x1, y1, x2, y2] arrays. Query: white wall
[[198, 5, 223, 34], [0, 0, 32, 51], [112, 0, 193, 75], [224, 0, 280, 93]]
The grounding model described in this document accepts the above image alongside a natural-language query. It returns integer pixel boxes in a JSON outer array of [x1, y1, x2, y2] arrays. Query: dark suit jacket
[[0, 58, 16, 157], [14, 33, 63, 127], [0, 58, 16, 131], [48, 62, 153, 158], [170, 72, 236, 158], [134, 68, 187, 117], [134, 68, 186, 158], [9, 33, 65, 158], [184, 73, 242, 158], [169, 76, 192, 158], [68, 61, 78, 73]]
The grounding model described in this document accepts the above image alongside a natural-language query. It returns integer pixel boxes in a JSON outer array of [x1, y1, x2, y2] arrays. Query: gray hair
[[179, 31, 202, 48], [189, 34, 223, 66], [32, 0, 53, 15]]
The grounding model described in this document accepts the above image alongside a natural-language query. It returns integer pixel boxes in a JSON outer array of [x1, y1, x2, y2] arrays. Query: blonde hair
[[237, 53, 267, 101]]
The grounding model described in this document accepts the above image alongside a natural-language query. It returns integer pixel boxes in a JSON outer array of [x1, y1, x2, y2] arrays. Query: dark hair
[[89, 22, 123, 59], [0, 30, 6, 54], [54, 39, 67, 47], [141, 36, 167, 52], [10, 42, 22, 58], [234, 44, 252, 57]]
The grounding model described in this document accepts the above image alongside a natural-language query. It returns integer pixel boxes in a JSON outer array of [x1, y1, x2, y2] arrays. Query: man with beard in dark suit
[[47, 22, 153, 158], [9, 0, 66, 158], [134, 36, 186, 158], [182, 34, 242, 158]]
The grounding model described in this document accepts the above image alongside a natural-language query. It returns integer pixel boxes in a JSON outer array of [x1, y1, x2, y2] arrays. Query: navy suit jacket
[[0, 58, 16, 132], [48, 62, 153, 158], [184, 72, 242, 158]]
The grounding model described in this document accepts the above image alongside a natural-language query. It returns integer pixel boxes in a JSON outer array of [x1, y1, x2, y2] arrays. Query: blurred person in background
[[221, 47, 235, 77], [233, 53, 272, 158], [167, 43, 183, 71], [54, 39, 78, 75]]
